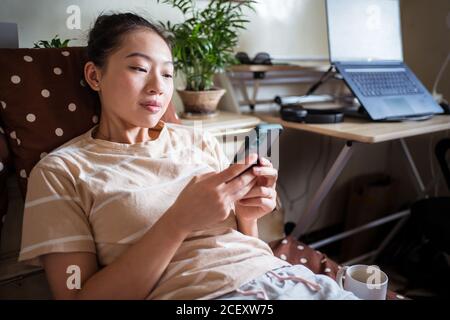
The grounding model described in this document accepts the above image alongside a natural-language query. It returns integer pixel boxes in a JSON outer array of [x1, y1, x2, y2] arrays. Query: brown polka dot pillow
[[269, 236, 408, 300], [0, 130, 11, 237], [0, 47, 180, 199], [270, 236, 341, 280]]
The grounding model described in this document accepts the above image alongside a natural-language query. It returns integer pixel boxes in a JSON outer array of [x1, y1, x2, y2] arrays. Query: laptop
[[325, 0, 443, 121], [0, 22, 19, 48]]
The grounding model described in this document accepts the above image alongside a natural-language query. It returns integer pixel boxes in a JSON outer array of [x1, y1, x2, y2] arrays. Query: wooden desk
[[254, 110, 450, 264], [181, 111, 261, 161], [180, 111, 260, 137], [257, 111, 450, 143]]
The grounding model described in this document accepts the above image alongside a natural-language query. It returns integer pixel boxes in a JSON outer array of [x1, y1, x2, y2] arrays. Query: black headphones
[[277, 65, 345, 124], [280, 105, 344, 124]]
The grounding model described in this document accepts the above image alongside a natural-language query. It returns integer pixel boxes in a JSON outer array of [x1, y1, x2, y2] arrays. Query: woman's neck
[[93, 120, 154, 144]]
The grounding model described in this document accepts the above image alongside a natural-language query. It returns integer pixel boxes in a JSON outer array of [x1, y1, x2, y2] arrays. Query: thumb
[[213, 153, 258, 184], [195, 171, 217, 182], [186, 171, 216, 187]]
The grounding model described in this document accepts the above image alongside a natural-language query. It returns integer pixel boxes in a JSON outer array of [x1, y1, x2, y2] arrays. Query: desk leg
[[238, 79, 260, 112], [291, 141, 355, 239], [250, 80, 260, 111], [238, 79, 251, 110], [367, 138, 428, 263], [290, 138, 429, 263], [399, 138, 427, 197]]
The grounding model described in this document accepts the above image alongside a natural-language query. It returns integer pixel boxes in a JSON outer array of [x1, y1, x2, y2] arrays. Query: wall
[[401, 0, 450, 102], [0, 0, 182, 48], [236, 0, 328, 60], [0, 0, 447, 94], [0, 0, 329, 59]]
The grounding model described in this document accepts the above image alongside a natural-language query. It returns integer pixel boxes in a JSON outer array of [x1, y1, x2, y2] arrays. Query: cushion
[[269, 236, 408, 300], [0, 129, 10, 236], [0, 47, 180, 199]]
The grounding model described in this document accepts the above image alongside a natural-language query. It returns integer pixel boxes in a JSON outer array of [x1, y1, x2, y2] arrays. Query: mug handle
[[336, 266, 348, 289]]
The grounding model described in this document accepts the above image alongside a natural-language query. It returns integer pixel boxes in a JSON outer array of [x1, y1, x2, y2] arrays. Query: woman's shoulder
[[165, 122, 217, 146], [33, 127, 95, 175], [165, 122, 227, 169]]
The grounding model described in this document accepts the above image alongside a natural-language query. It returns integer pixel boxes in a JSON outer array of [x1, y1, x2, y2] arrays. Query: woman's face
[[91, 29, 174, 129]]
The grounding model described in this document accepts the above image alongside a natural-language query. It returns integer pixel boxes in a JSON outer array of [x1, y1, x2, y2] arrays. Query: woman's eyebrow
[[125, 52, 173, 65]]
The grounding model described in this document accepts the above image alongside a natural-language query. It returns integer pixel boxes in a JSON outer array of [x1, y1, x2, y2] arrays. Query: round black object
[[280, 107, 307, 122], [303, 108, 344, 124], [280, 107, 344, 124], [235, 52, 251, 64]]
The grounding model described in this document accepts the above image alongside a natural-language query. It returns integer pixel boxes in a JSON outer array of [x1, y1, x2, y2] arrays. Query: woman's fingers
[[252, 166, 277, 177], [214, 153, 258, 184], [223, 170, 256, 195], [252, 166, 278, 186], [240, 186, 275, 200], [258, 157, 273, 167], [231, 178, 257, 201], [237, 197, 275, 209]]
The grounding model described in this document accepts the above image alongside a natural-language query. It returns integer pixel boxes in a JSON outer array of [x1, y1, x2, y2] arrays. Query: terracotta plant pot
[[177, 87, 226, 114]]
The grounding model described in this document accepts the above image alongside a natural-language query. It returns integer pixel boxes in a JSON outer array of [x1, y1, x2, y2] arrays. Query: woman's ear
[[84, 61, 102, 91]]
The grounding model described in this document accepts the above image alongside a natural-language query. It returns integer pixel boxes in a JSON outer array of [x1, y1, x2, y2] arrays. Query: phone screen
[[232, 123, 283, 167]]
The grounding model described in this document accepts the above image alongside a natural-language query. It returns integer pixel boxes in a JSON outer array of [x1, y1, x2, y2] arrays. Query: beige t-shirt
[[18, 120, 289, 300]]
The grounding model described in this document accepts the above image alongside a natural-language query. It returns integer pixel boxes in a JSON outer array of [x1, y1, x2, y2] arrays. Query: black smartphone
[[232, 123, 283, 169]]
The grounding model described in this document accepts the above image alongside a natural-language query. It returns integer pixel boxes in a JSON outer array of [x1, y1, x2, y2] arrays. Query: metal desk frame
[[255, 111, 450, 265], [292, 138, 426, 265]]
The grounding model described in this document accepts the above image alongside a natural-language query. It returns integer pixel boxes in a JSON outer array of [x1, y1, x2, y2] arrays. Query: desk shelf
[[226, 62, 331, 110]]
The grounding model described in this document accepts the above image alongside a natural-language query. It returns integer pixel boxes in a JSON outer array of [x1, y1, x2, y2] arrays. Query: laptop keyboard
[[348, 70, 423, 97]]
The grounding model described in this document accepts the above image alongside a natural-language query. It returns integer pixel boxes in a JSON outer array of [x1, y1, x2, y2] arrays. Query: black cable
[[305, 66, 334, 96]]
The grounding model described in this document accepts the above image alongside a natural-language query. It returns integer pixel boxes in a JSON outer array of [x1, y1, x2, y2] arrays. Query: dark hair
[[87, 12, 171, 68]]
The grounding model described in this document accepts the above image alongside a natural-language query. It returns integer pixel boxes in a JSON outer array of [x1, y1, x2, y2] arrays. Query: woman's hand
[[235, 157, 278, 222], [166, 154, 258, 235]]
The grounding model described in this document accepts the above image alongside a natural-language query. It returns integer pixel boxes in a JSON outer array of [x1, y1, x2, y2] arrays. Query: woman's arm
[[236, 215, 259, 238], [41, 209, 188, 300]]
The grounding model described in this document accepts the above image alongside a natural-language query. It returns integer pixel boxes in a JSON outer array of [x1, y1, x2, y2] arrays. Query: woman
[[19, 13, 357, 300]]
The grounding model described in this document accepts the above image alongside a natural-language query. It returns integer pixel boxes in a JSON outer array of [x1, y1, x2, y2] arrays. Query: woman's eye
[[163, 74, 173, 79], [130, 66, 147, 73]]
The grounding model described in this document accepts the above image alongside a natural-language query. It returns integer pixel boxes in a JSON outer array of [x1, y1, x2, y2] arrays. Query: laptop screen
[[326, 0, 403, 63], [0, 22, 19, 48]]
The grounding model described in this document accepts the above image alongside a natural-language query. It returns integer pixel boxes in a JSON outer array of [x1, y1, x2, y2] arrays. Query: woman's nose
[[145, 73, 164, 95]]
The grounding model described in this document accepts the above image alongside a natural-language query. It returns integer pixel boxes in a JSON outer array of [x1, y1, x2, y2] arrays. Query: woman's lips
[[140, 101, 162, 113]]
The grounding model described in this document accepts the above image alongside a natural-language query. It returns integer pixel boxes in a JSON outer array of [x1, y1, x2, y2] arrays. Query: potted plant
[[34, 35, 75, 48], [158, 0, 255, 116]]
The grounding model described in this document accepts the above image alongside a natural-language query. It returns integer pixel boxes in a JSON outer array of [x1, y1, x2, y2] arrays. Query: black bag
[[379, 197, 450, 298], [378, 138, 450, 298]]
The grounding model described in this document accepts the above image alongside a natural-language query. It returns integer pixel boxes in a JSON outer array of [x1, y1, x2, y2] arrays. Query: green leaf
[[158, 0, 255, 90], [34, 34, 74, 48]]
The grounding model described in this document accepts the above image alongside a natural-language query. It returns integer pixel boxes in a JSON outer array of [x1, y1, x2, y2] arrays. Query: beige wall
[[0, 0, 329, 60], [401, 0, 450, 100], [236, 0, 328, 60]]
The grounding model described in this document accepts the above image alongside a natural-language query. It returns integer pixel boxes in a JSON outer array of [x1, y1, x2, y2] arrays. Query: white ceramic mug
[[336, 264, 388, 300]]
